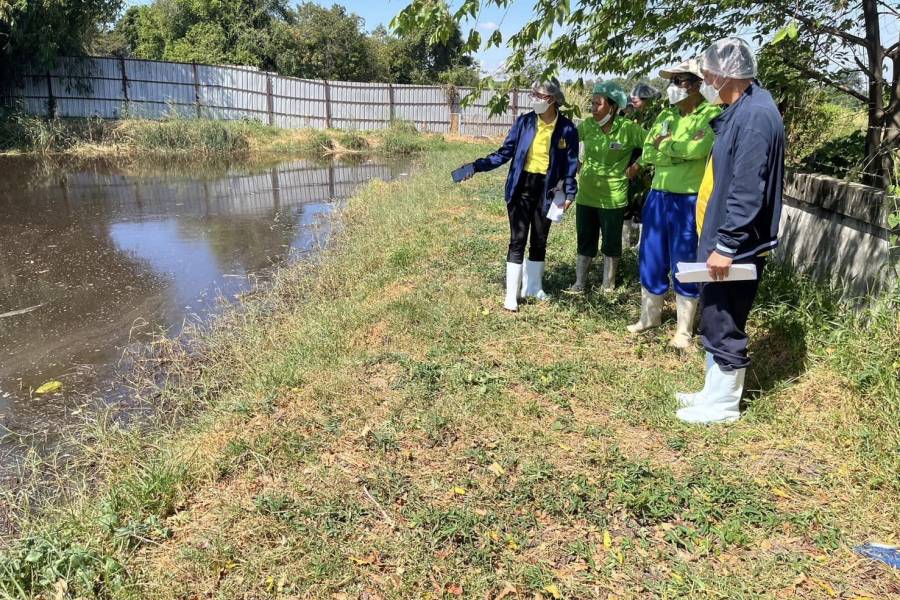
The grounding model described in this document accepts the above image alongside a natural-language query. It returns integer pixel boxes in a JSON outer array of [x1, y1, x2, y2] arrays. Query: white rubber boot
[[669, 294, 699, 348], [676, 361, 744, 424], [504, 262, 522, 312], [626, 287, 664, 333], [676, 352, 714, 408], [565, 255, 592, 294], [521, 260, 549, 301], [600, 256, 619, 292]]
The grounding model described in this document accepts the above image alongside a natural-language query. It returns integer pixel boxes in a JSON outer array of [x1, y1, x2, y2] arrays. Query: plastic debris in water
[[853, 543, 900, 568], [35, 380, 63, 394]]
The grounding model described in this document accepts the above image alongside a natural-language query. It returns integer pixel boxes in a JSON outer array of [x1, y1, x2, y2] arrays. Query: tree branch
[[782, 7, 870, 50], [887, 40, 900, 59], [787, 60, 869, 103], [877, 0, 900, 18], [853, 54, 876, 78]]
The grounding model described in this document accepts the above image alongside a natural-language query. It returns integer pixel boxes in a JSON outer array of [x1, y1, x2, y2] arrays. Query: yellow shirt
[[524, 113, 557, 174], [696, 156, 714, 235]]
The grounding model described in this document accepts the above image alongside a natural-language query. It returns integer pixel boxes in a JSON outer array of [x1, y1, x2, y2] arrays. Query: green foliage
[[0, 0, 122, 77], [106, 0, 475, 85], [337, 131, 369, 151], [376, 120, 433, 156], [0, 533, 125, 597], [393, 0, 897, 186], [0, 111, 108, 153], [125, 0, 292, 70], [798, 131, 866, 179], [299, 130, 335, 156], [372, 13, 477, 86], [115, 115, 253, 155], [271, 3, 386, 81]]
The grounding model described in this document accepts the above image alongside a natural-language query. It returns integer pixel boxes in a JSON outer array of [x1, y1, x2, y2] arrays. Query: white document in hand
[[675, 262, 757, 283], [546, 189, 566, 223]]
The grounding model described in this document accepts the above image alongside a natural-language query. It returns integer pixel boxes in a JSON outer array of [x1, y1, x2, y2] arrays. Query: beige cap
[[659, 58, 703, 79]]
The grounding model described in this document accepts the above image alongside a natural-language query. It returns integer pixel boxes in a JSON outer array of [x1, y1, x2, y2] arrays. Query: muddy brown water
[[0, 155, 408, 469]]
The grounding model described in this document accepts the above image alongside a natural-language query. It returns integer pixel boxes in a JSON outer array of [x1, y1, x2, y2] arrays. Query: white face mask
[[531, 97, 551, 115], [595, 112, 612, 126], [699, 78, 725, 105], [667, 84, 689, 105]]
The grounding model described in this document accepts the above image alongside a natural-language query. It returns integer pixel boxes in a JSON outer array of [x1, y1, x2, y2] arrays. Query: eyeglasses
[[531, 92, 554, 102], [670, 76, 697, 87]]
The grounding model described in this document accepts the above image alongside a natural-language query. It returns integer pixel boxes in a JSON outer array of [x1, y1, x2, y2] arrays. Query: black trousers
[[699, 257, 767, 371], [507, 172, 551, 264]]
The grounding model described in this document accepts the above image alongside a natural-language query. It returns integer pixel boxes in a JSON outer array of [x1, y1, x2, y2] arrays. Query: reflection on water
[[0, 156, 407, 438]]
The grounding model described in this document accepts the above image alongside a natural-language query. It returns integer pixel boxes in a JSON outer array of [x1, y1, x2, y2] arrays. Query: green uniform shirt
[[576, 116, 647, 209], [640, 102, 721, 194]]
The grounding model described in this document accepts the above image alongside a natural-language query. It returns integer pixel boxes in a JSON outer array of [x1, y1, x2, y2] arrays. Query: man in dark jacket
[[675, 37, 784, 424], [455, 79, 579, 312]]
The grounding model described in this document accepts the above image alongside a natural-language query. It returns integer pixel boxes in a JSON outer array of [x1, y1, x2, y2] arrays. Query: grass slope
[[2, 143, 898, 599], [0, 114, 439, 159]]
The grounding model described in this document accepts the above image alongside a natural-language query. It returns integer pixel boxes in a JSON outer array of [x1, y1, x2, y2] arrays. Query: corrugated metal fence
[[0, 56, 531, 137]]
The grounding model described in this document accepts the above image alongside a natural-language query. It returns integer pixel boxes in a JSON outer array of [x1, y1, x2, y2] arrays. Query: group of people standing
[[455, 37, 785, 425]]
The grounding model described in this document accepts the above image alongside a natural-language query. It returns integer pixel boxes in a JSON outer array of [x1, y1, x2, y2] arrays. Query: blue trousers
[[638, 189, 699, 298], [700, 257, 766, 370]]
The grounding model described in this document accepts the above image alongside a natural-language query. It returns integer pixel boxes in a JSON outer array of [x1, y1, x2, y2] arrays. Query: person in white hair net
[[675, 37, 785, 424]]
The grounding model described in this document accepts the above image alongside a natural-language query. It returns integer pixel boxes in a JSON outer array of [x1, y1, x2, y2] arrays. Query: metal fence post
[[388, 83, 395, 125], [323, 80, 332, 128], [192, 62, 201, 117], [448, 86, 460, 134], [119, 57, 129, 101], [46, 71, 56, 118], [266, 73, 274, 126]]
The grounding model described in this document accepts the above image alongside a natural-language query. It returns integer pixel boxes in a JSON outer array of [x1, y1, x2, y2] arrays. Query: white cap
[[701, 37, 757, 79], [659, 58, 703, 80]]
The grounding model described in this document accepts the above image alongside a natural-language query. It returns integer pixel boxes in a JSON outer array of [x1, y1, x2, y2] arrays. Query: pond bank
[[2, 142, 897, 598], [0, 115, 445, 160], [0, 155, 410, 483]]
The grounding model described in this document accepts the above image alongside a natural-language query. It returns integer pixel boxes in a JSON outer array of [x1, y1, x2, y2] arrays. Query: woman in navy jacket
[[456, 79, 579, 311]]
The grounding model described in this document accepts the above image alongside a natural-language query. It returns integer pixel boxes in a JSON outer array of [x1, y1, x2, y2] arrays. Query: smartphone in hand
[[452, 164, 475, 183]]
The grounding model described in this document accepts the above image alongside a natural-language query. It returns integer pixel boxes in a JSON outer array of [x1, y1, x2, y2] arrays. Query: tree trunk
[[882, 34, 900, 190], [861, 0, 886, 188]]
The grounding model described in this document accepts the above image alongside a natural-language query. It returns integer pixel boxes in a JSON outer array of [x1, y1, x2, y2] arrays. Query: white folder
[[675, 262, 757, 283]]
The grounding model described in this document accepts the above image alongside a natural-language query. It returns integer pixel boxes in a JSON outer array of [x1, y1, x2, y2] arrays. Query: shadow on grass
[[744, 321, 808, 403]]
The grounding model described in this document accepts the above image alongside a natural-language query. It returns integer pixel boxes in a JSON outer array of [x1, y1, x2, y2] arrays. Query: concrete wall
[[777, 172, 898, 299]]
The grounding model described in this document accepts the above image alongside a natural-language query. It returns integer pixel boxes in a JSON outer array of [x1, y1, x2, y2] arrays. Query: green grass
[[114, 116, 252, 155], [0, 112, 440, 160], [0, 142, 897, 599]]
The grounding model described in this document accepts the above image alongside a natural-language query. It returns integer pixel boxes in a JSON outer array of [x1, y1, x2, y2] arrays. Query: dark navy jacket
[[473, 111, 579, 213], [699, 83, 784, 261]]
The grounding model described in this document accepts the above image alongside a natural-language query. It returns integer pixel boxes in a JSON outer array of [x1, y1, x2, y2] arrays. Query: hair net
[[701, 37, 757, 79], [532, 78, 566, 105], [592, 81, 628, 110], [630, 82, 660, 100]]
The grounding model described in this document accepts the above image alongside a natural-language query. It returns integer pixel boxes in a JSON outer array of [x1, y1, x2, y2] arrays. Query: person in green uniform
[[567, 81, 647, 293], [627, 58, 722, 348], [627, 82, 662, 128], [624, 82, 663, 244]]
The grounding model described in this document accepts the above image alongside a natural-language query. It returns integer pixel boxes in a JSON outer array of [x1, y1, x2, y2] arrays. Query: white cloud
[[477, 21, 500, 31]]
